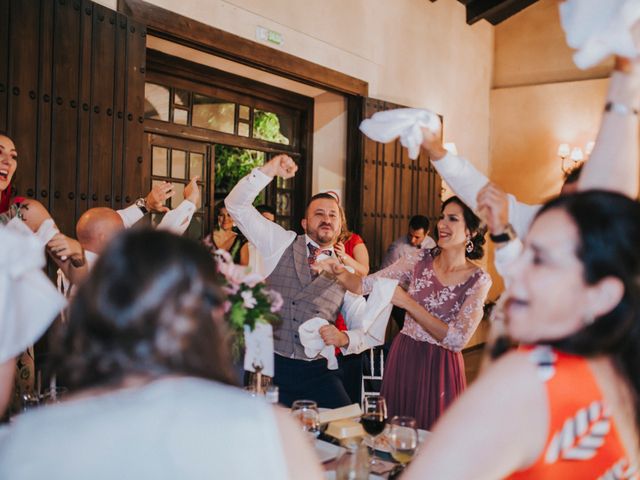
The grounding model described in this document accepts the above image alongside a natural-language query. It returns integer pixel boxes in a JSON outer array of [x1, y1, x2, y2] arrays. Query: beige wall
[[489, 0, 611, 297]]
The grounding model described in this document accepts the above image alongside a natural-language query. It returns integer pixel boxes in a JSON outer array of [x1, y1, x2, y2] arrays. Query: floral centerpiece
[[214, 249, 282, 375]]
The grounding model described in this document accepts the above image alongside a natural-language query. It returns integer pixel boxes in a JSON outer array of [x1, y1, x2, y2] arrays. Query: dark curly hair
[[434, 196, 486, 260], [49, 229, 236, 390]]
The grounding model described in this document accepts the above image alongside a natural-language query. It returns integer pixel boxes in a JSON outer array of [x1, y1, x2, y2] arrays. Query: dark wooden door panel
[[358, 97, 443, 270], [1, 0, 146, 235]]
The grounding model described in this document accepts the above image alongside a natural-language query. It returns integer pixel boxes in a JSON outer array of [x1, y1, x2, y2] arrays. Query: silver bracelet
[[605, 101, 639, 116]]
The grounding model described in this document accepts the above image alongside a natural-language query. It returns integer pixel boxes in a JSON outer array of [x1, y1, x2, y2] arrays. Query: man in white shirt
[[225, 155, 364, 407], [57, 177, 200, 296], [380, 214, 436, 269]]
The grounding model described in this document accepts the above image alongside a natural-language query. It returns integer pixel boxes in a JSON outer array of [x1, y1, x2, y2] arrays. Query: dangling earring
[[465, 236, 474, 254]]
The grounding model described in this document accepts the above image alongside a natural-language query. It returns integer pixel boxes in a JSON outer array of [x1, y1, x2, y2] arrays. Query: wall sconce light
[[444, 142, 458, 155], [557, 141, 593, 174]]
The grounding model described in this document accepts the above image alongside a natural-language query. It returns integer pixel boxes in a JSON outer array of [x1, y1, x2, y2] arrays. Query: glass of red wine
[[361, 395, 387, 465]]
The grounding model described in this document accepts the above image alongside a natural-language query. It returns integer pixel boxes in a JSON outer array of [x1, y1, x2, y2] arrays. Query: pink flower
[[241, 290, 257, 309], [223, 300, 232, 313], [266, 289, 284, 313], [218, 262, 248, 286], [242, 273, 264, 288], [222, 284, 239, 295], [214, 248, 232, 264]]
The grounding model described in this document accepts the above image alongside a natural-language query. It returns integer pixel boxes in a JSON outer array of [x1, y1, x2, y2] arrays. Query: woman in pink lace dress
[[315, 196, 491, 430]]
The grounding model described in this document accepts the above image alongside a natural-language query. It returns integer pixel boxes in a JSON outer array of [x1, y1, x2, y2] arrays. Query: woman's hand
[[420, 126, 448, 160], [334, 242, 346, 262], [391, 286, 413, 309], [47, 233, 85, 266]]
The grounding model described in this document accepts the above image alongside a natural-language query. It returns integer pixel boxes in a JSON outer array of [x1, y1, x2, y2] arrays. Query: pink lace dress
[[363, 248, 491, 430]]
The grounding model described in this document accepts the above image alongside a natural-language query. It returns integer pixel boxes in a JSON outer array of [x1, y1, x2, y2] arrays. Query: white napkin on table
[[298, 318, 338, 370], [243, 322, 275, 377], [559, 0, 640, 69], [0, 219, 66, 363], [359, 108, 441, 160]]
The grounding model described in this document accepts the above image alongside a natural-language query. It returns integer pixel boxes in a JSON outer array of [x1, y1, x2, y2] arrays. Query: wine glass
[[388, 416, 418, 468], [291, 399, 320, 439], [361, 395, 387, 465]]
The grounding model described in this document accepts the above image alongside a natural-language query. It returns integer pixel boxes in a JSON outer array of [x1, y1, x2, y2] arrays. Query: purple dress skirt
[[380, 333, 466, 431]]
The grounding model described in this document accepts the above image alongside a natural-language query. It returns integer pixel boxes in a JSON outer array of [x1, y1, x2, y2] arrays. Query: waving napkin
[[560, 0, 640, 69], [0, 219, 66, 363], [359, 108, 441, 160], [298, 318, 338, 370]]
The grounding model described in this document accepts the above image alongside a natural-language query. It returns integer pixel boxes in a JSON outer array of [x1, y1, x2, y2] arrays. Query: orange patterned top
[[508, 346, 638, 480]]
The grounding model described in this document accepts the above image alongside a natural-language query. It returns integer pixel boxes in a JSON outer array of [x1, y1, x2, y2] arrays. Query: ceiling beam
[[466, 0, 539, 25]]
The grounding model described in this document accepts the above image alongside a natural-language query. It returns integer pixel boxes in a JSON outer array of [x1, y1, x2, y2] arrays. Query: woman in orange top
[[404, 191, 640, 479]]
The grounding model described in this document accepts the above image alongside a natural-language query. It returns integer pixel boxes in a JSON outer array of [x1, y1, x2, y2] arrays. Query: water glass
[[291, 399, 320, 437], [388, 416, 418, 466]]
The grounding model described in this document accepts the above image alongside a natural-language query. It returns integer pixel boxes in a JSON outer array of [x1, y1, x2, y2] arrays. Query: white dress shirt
[[225, 168, 389, 355], [117, 200, 196, 235]]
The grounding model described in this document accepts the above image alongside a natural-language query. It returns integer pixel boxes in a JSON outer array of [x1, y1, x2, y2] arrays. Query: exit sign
[[256, 26, 284, 46]]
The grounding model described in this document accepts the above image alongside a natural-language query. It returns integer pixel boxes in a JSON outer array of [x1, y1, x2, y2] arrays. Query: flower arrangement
[[214, 249, 283, 359]]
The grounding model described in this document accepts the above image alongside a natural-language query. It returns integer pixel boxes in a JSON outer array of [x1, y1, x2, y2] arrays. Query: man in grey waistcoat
[[225, 154, 356, 408]]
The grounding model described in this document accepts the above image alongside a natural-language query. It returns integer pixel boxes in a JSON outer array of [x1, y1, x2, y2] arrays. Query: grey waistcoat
[[266, 235, 346, 359]]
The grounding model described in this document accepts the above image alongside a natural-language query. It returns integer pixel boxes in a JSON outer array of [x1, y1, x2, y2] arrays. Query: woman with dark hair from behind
[[314, 196, 491, 430], [0, 229, 323, 480], [404, 191, 640, 479]]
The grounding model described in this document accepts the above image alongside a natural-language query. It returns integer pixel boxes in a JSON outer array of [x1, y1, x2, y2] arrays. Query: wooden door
[[349, 98, 443, 270], [0, 0, 146, 236]]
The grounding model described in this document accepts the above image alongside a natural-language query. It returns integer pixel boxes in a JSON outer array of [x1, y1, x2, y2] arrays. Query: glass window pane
[[144, 83, 170, 121], [192, 94, 235, 134], [277, 191, 291, 216], [239, 105, 250, 120], [174, 89, 189, 107], [174, 108, 188, 125], [238, 122, 249, 137], [171, 149, 187, 179], [215, 146, 265, 194], [253, 109, 292, 145], [152, 146, 168, 176], [171, 182, 185, 209], [189, 152, 204, 179], [276, 175, 293, 189]]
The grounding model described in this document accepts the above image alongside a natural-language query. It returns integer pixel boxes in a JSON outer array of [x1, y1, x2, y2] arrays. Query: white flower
[[241, 290, 257, 309]]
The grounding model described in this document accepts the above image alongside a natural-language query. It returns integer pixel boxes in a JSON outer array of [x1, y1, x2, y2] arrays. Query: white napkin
[[0, 220, 67, 363], [243, 322, 275, 377], [340, 278, 398, 354], [359, 108, 441, 159], [559, 0, 640, 69], [298, 318, 338, 370]]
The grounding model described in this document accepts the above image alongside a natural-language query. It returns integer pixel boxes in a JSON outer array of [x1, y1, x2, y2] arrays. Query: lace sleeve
[[362, 251, 421, 295], [441, 271, 492, 351]]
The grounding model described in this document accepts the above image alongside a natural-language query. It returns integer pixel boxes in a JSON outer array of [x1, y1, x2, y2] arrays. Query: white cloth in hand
[[298, 318, 338, 370], [559, 0, 640, 69], [0, 219, 66, 363], [243, 323, 275, 377], [359, 108, 441, 159]]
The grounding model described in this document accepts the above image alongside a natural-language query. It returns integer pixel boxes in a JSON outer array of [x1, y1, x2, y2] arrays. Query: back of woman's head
[[52, 229, 235, 389]]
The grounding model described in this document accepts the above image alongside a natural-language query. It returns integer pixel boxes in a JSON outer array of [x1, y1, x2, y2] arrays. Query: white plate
[[315, 439, 345, 463], [324, 472, 384, 480], [363, 427, 431, 453]]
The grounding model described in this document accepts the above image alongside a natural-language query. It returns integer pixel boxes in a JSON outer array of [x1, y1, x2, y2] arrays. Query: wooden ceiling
[[430, 0, 540, 25]]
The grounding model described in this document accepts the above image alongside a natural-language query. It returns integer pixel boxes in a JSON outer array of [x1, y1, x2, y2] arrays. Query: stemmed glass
[[388, 416, 418, 469], [361, 395, 387, 465], [291, 399, 320, 439]]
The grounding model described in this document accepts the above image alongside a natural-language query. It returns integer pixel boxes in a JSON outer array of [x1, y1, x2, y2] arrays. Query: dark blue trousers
[[274, 354, 352, 409]]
